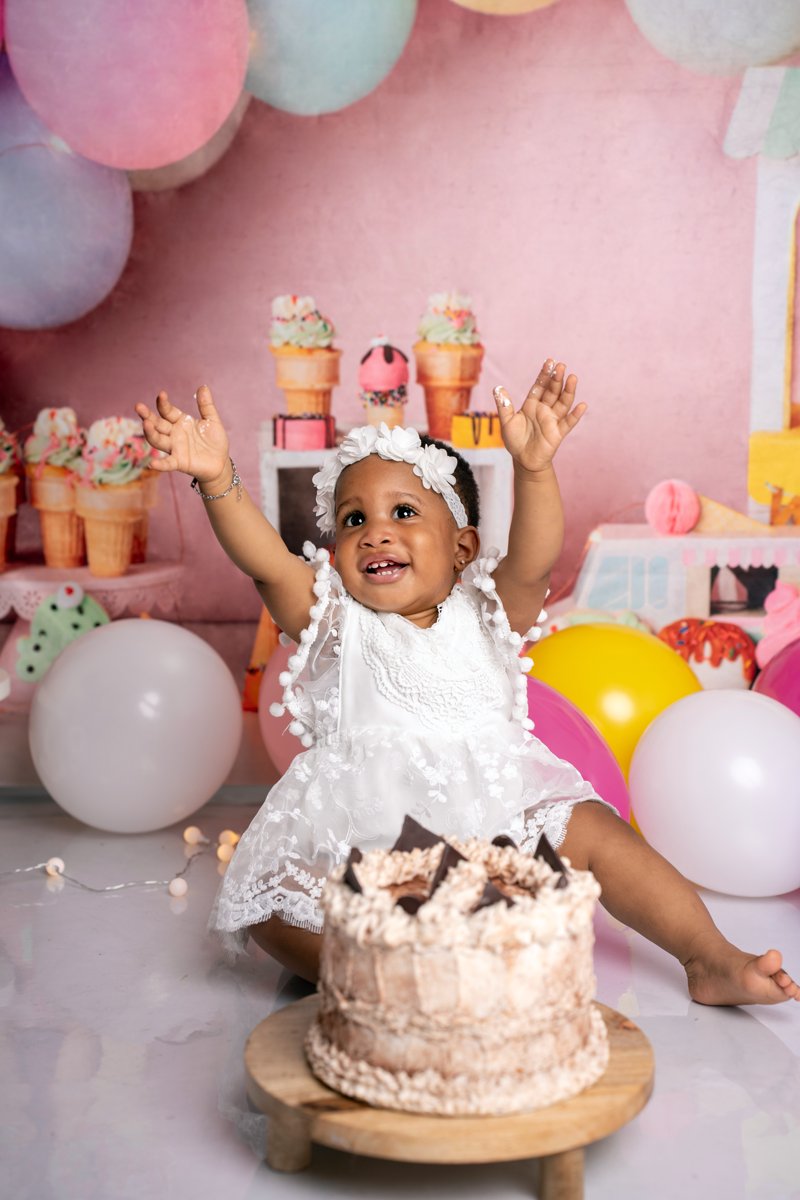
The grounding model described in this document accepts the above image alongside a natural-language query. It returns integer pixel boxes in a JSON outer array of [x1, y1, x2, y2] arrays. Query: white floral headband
[[312, 424, 469, 535]]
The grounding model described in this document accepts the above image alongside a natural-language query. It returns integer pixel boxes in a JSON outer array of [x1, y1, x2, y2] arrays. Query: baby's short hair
[[420, 436, 480, 528]]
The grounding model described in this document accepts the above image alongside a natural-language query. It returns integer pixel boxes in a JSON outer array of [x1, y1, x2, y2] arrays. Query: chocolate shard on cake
[[396, 894, 426, 915], [428, 841, 467, 896], [534, 833, 569, 888], [342, 847, 364, 893], [390, 814, 445, 854], [471, 879, 514, 912], [491, 834, 518, 849]]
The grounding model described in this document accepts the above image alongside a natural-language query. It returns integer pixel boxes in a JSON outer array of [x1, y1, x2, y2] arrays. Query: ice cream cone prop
[[359, 338, 409, 430], [26, 463, 85, 569], [694, 495, 767, 534], [75, 480, 145, 578], [0, 472, 17, 571], [414, 342, 485, 440], [132, 468, 161, 564], [270, 346, 342, 415]]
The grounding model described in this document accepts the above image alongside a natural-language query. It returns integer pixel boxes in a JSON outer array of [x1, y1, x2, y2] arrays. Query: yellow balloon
[[526, 624, 701, 778]]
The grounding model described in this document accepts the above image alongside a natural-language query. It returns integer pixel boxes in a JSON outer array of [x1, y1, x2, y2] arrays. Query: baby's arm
[[491, 360, 586, 636], [135, 387, 315, 639]]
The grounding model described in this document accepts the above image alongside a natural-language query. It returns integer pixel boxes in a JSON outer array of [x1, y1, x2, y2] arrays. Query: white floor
[[2, 709, 800, 1199]]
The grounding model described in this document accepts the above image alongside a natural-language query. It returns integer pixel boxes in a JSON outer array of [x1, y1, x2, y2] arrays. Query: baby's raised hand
[[493, 359, 586, 474], [135, 386, 230, 485]]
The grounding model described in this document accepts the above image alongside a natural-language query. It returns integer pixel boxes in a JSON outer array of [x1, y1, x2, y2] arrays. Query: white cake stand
[[245, 994, 654, 1200]]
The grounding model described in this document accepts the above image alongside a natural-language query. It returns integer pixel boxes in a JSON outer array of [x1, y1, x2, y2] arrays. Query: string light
[[0, 826, 241, 902]]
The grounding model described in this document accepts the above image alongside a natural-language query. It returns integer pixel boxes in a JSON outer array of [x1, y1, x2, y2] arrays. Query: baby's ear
[[455, 525, 479, 568]]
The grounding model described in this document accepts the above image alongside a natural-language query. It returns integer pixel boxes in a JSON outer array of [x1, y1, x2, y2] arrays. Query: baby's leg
[[249, 918, 322, 984], [560, 802, 799, 1007]]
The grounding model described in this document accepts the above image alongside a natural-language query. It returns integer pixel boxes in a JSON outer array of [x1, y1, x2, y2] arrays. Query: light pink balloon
[[5, 0, 250, 170], [128, 93, 250, 193]]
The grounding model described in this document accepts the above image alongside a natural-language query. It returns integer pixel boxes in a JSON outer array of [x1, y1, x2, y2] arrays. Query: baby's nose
[[360, 521, 392, 546]]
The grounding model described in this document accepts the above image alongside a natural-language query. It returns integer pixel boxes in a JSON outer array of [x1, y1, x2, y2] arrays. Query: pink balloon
[[752, 637, 800, 720], [528, 677, 630, 823], [5, 0, 250, 170], [257, 643, 300, 776]]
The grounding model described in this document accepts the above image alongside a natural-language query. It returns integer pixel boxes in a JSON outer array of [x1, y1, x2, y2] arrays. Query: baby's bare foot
[[685, 943, 800, 1007]]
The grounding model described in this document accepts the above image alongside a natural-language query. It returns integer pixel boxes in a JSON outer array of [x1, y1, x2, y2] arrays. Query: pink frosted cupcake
[[359, 337, 409, 429]]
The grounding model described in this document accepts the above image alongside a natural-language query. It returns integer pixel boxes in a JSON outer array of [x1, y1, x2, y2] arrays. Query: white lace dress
[[211, 550, 612, 945]]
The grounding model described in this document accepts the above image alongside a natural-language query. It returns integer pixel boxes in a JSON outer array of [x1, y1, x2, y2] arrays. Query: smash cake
[[413, 292, 485, 440], [305, 817, 609, 1116], [269, 294, 341, 416], [358, 337, 409, 429]]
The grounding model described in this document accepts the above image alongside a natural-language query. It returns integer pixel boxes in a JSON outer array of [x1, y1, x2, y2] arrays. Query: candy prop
[[246, 0, 417, 116], [624, 0, 800, 76], [359, 338, 409, 430], [644, 479, 765, 535], [5, 0, 250, 170], [15, 582, 109, 682], [258, 641, 298, 775], [526, 624, 701, 777], [269, 295, 341, 416], [629, 691, 800, 896], [527, 678, 630, 823], [753, 637, 800, 719], [29, 619, 243, 833], [414, 293, 484, 441], [0, 59, 132, 330], [657, 618, 756, 689]]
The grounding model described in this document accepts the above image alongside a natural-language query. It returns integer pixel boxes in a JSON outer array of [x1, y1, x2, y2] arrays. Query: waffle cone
[[413, 342, 484, 439], [75, 480, 145, 578], [694, 496, 766, 534], [364, 403, 405, 430], [270, 346, 341, 416], [25, 463, 85, 568], [0, 473, 15, 569]]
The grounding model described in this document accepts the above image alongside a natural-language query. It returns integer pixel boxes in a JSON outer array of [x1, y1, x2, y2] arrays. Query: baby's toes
[[772, 970, 800, 999]]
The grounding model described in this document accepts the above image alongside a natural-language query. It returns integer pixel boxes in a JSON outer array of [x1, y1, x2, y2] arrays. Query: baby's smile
[[362, 557, 408, 583]]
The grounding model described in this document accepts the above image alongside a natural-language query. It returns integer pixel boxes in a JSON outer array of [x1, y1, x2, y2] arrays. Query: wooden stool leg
[[266, 1109, 312, 1172], [538, 1147, 584, 1200]]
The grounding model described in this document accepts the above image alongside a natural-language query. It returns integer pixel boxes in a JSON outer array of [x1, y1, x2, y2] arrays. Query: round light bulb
[[168, 877, 189, 897], [183, 826, 207, 845], [216, 843, 234, 864], [218, 829, 240, 847], [45, 857, 65, 877]]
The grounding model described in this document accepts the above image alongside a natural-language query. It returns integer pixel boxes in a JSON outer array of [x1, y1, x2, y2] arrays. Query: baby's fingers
[[493, 385, 516, 425], [155, 390, 186, 425], [194, 384, 220, 424]]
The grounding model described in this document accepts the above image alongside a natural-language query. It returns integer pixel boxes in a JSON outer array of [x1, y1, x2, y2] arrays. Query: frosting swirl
[[417, 292, 481, 346], [270, 294, 336, 349]]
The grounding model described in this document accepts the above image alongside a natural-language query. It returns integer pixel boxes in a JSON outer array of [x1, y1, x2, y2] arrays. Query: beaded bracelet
[[190, 458, 242, 502]]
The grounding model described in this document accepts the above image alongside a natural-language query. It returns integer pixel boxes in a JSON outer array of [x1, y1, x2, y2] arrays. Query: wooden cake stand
[[245, 995, 654, 1200]]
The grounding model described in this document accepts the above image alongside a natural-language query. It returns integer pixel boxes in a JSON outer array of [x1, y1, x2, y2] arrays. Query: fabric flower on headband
[[312, 424, 468, 535]]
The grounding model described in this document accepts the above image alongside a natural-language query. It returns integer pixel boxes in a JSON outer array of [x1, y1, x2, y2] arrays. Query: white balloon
[[29, 619, 243, 833], [629, 690, 800, 896], [625, 0, 800, 76]]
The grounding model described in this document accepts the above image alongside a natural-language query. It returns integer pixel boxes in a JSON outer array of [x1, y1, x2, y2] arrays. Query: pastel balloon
[[753, 637, 800, 719], [527, 624, 701, 777], [629, 691, 800, 896], [129, 93, 251, 193], [257, 642, 299, 775], [247, 0, 417, 115], [625, 0, 800, 75], [528, 678, 630, 822], [5, 0, 250, 170], [29, 620, 243, 833]]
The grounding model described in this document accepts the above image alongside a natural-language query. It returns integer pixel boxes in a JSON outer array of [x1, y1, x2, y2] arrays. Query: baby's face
[[333, 456, 466, 628]]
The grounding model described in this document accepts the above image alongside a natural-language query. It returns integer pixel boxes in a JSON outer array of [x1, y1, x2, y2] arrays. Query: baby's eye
[[342, 510, 365, 528], [394, 504, 417, 519]]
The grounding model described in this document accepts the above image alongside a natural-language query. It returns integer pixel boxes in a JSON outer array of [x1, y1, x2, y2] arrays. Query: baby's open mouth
[[364, 559, 407, 579]]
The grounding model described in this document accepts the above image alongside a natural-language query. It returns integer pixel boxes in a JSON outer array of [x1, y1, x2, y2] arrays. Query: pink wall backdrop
[[0, 0, 759, 620]]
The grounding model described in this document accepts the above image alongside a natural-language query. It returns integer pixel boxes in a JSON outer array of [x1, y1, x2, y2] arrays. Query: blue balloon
[[0, 56, 133, 330], [246, 0, 417, 115]]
